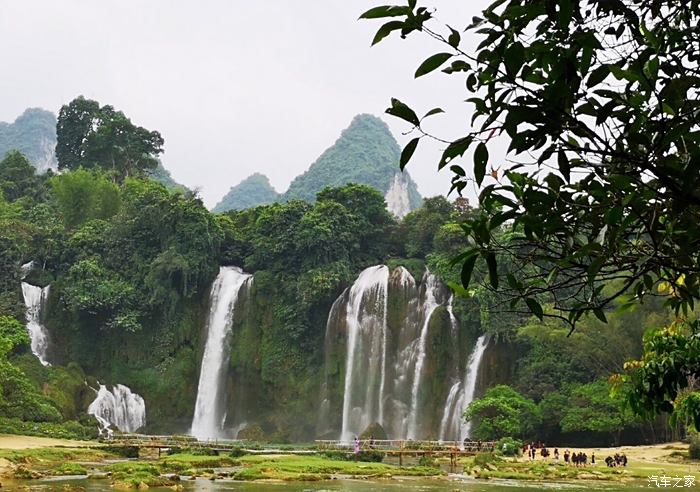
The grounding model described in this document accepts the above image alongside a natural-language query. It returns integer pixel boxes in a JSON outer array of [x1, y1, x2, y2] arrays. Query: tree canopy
[[56, 96, 163, 181], [364, 0, 700, 424]]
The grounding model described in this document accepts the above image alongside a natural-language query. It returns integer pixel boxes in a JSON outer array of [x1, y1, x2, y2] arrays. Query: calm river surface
[[0, 477, 645, 492]]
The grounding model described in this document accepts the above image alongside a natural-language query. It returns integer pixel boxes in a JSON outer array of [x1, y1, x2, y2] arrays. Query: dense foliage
[[56, 96, 163, 181], [364, 0, 700, 427], [212, 173, 280, 213]]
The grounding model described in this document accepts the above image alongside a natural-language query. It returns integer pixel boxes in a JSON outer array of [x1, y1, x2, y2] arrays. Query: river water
[[0, 477, 643, 491]]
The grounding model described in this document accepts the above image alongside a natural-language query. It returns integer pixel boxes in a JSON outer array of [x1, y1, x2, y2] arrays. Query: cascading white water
[[438, 381, 462, 440], [88, 383, 146, 433], [21, 282, 51, 366], [406, 272, 441, 439], [191, 266, 252, 440], [458, 334, 490, 441], [385, 173, 412, 219], [329, 265, 485, 440], [340, 265, 389, 441]]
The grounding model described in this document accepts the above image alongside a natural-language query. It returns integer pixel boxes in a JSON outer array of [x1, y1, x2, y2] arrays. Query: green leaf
[[448, 26, 461, 48], [400, 138, 420, 170], [558, 150, 570, 182], [486, 252, 498, 288], [525, 298, 543, 320], [423, 107, 445, 118], [460, 253, 478, 288], [359, 5, 410, 19], [439, 136, 472, 169], [371, 21, 404, 45], [474, 142, 489, 185], [593, 308, 608, 323], [386, 98, 420, 126], [504, 42, 525, 78], [415, 52, 453, 78], [450, 164, 465, 176]]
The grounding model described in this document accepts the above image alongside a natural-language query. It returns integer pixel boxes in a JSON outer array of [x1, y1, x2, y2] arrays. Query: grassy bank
[[462, 451, 699, 482], [230, 454, 443, 481]]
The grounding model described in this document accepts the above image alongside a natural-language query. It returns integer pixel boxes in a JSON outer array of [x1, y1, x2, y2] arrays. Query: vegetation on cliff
[[281, 114, 422, 209], [0, 108, 57, 172], [212, 173, 279, 213]]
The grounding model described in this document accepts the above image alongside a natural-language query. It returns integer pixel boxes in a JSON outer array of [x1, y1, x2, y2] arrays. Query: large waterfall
[[191, 266, 252, 440], [326, 265, 486, 441], [21, 282, 51, 366], [88, 383, 147, 433]]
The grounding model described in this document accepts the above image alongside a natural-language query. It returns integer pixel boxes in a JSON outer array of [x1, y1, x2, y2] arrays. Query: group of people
[[604, 453, 628, 467], [522, 441, 630, 468], [564, 450, 593, 466]]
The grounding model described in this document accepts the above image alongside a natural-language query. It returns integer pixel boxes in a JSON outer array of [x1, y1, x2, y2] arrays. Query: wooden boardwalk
[[105, 434, 495, 466]]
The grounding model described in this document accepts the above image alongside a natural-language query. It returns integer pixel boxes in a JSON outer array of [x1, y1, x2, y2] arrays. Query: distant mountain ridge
[[1, 107, 187, 192], [0, 108, 57, 172], [212, 173, 279, 212], [214, 114, 422, 217]]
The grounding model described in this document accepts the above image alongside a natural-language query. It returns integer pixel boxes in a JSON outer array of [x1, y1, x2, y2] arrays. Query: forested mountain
[[148, 162, 189, 193], [213, 115, 423, 216], [0, 108, 57, 173], [212, 173, 279, 213], [0, 97, 678, 447], [282, 114, 422, 211]]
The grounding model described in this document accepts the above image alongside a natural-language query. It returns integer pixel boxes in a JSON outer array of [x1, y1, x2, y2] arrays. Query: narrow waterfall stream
[[191, 266, 252, 440], [406, 272, 441, 439], [340, 265, 389, 441], [88, 383, 147, 434], [21, 282, 51, 366], [458, 334, 490, 441]]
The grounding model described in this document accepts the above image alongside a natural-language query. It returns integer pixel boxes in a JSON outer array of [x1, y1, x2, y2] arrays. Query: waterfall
[[340, 265, 389, 441], [385, 173, 411, 219], [406, 272, 441, 439], [459, 334, 490, 441], [191, 266, 252, 440], [21, 282, 51, 366], [438, 381, 462, 440], [327, 265, 490, 440], [88, 383, 146, 433]]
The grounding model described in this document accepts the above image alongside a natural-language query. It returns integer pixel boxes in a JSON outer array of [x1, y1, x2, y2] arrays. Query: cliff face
[[0, 108, 58, 172]]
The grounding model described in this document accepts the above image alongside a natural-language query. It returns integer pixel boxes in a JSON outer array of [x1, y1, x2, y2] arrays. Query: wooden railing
[[315, 439, 496, 453]]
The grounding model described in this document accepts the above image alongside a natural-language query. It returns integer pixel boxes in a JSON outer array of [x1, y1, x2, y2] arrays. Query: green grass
[[159, 452, 237, 472], [0, 446, 118, 466], [105, 461, 177, 488], [231, 454, 444, 481], [47, 462, 88, 476], [464, 456, 700, 482]]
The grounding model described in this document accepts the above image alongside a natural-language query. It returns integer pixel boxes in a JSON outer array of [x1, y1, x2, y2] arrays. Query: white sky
[[0, 0, 493, 207]]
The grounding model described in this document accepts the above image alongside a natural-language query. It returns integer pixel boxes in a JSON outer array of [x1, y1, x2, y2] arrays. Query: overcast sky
[[0, 1, 493, 207]]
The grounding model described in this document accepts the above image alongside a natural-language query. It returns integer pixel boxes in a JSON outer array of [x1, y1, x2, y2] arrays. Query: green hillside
[[281, 114, 422, 209], [0, 108, 57, 172], [212, 173, 279, 213]]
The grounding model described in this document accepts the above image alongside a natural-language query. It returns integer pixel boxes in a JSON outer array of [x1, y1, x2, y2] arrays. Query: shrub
[[229, 447, 248, 458], [473, 452, 500, 467], [496, 437, 523, 456], [689, 433, 700, 460]]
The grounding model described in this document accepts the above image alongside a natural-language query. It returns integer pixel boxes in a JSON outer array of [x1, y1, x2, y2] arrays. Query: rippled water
[[0, 476, 643, 492]]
